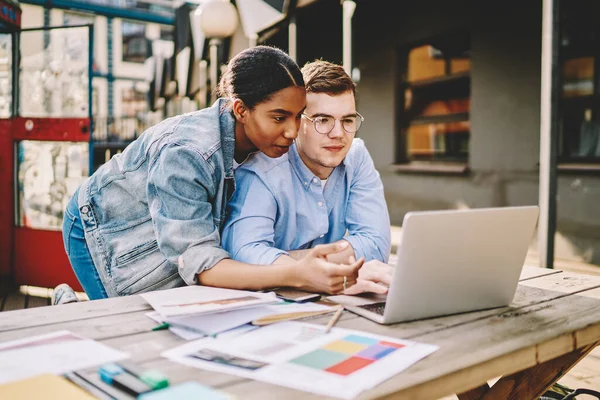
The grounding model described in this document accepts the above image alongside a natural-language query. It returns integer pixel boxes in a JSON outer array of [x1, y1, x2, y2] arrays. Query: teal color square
[[291, 349, 349, 370]]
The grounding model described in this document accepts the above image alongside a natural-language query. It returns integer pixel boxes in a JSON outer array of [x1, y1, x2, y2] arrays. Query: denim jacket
[[77, 99, 235, 297]]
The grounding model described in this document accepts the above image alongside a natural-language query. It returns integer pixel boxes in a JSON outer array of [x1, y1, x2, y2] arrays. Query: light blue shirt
[[222, 138, 391, 265]]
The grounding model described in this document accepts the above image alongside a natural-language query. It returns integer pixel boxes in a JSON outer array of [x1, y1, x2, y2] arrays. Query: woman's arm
[[196, 242, 364, 294]]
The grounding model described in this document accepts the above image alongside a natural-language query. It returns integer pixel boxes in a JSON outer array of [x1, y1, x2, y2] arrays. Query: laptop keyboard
[[358, 302, 386, 315]]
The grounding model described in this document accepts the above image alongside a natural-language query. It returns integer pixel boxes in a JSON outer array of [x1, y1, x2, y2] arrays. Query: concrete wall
[[348, 0, 600, 265]]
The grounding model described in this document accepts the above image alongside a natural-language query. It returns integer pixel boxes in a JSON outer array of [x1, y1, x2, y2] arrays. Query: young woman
[[62, 46, 362, 300]]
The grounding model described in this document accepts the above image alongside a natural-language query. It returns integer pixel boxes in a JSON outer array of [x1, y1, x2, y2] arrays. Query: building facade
[[263, 0, 600, 266]]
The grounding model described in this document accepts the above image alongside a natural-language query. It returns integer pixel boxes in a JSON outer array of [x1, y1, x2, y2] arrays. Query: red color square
[[325, 357, 374, 376], [379, 341, 405, 349]]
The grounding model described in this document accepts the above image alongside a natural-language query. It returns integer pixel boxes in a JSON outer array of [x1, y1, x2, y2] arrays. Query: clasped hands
[[297, 241, 392, 295]]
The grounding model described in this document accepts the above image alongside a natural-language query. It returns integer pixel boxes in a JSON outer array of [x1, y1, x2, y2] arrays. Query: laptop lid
[[381, 205, 540, 324]]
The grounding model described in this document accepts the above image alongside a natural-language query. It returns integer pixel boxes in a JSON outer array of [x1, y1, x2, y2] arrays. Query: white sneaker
[[51, 284, 80, 306]]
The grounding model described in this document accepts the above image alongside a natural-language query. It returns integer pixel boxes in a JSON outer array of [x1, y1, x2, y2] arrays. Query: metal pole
[[209, 38, 221, 105], [342, 0, 356, 75], [249, 33, 258, 48], [538, 0, 559, 268], [288, 15, 297, 61]]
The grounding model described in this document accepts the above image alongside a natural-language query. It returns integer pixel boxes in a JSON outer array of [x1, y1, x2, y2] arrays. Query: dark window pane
[[399, 34, 471, 163]]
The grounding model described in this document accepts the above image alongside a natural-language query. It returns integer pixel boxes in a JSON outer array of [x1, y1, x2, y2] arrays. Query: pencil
[[324, 305, 344, 333], [252, 309, 339, 326]]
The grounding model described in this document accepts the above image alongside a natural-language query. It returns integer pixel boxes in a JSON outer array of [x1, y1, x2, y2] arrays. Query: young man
[[222, 60, 391, 294]]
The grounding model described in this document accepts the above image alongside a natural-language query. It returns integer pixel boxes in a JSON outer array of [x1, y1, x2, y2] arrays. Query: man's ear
[[232, 99, 247, 122]]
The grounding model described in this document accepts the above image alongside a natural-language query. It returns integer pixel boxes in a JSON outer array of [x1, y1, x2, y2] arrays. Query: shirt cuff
[[257, 248, 289, 265], [179, 245, 231, 285], [343, 236, 366, 261]]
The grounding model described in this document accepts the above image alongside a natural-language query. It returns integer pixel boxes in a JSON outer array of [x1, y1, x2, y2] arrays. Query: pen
[[324, 305, 344, 334]]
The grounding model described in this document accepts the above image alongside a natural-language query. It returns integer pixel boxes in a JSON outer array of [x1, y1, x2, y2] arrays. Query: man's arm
[[343, 140, 392, 262]]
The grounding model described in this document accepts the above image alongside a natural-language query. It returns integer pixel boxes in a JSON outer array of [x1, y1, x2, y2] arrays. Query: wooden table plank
[[0, 308, 156, 342], [0, 295, 151, 332]]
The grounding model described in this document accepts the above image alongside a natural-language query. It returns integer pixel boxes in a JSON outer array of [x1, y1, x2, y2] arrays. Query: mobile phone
[[275, 289, 321, 303]]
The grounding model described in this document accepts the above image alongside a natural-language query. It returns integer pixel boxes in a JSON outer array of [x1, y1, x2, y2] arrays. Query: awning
[[0, 0, 21, 31], [236, 0, 320, 39]]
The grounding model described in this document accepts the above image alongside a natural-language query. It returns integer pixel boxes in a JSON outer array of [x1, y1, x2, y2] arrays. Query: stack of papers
[[141, 286, 281, 318], [142, 286, 334, 340]]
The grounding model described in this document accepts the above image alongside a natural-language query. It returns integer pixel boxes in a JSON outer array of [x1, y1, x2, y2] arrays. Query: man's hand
[[343, 259, 392, 295], [294, 242, 364, 294]]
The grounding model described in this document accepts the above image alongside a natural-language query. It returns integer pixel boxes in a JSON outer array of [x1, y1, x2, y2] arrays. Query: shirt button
[[317, 201, 323, 207], [304, 181, 308, 186], [313, 178, 319, 184]]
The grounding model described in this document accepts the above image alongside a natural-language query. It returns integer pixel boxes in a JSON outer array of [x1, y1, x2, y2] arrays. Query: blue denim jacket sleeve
[[343, 142, 392, 263], [147, 143, 230, 284], [222, 168, 289, 265]]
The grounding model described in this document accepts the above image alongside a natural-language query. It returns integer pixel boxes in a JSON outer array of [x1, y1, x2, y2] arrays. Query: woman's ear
[[232, 99, 247, 122]]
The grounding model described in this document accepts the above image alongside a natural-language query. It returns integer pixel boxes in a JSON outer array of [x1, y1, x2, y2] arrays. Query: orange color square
[[325, 357, 374, 376]]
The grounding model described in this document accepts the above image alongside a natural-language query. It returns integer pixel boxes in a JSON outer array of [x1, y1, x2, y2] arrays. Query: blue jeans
[[62, 190, 108, 300]]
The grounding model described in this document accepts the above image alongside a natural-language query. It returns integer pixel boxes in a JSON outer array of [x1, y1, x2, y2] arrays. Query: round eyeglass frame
[[302, 112, 365, 134]]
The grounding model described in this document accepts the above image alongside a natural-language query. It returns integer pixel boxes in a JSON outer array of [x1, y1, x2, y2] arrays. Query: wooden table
[[1, 266, 600, 400]]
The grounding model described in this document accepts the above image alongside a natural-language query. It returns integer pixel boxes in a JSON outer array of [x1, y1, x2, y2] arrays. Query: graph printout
[[163, 322, 438, 399]]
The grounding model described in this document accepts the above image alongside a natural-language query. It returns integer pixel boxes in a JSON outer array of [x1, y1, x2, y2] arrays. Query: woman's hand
[[294, 242, 364, 294], [343, 259, 392, 295]]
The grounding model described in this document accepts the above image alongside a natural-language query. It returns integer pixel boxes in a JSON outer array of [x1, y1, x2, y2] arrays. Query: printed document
[[163, 321, 438, 399], [0, 331, 127, 384]]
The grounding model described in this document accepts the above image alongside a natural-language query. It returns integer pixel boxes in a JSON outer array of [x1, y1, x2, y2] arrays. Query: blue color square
[[357, 344, 397, 360]]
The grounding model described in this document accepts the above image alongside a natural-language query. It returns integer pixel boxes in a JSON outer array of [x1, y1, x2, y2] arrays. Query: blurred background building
[[1, 0, 599, 290]]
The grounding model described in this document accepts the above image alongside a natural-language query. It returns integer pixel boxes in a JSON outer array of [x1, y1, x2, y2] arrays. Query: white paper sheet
[[163, 322, 438, 399], [0, 330, 128, 384], [140, 286, 281, 318]]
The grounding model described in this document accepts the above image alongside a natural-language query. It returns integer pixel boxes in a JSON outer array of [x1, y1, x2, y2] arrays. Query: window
[[17, 141, 89, 230], [0, 34, 12, 118], [558, 0, 600, 163], [397, 33, 471, 164], [122, 21, 149, 63]]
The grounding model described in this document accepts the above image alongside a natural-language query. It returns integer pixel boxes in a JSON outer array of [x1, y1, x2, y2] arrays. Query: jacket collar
[[217, 99, 236, 179]]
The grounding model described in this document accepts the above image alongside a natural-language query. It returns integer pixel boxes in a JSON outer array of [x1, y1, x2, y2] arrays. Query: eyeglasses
[[302, 112, 364, 134]]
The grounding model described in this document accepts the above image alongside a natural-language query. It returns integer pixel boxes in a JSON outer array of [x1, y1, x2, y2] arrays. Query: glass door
[[12, 25, 93, 289]]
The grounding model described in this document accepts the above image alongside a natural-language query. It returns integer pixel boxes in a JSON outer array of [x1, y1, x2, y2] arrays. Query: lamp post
[[195, 0, 239, 104], [342, 0, 356, 76]]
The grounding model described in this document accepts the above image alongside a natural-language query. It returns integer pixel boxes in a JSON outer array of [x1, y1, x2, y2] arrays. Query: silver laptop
[[335, 206, 540, 325]]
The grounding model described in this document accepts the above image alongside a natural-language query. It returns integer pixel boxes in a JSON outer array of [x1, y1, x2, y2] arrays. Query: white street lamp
[[342, 0, 356, 76], [195, 0, 239, 104]]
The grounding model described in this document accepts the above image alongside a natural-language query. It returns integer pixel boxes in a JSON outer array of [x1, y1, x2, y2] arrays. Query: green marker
[[152, 322, 169, 331], [119, 361, 169, 390]]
